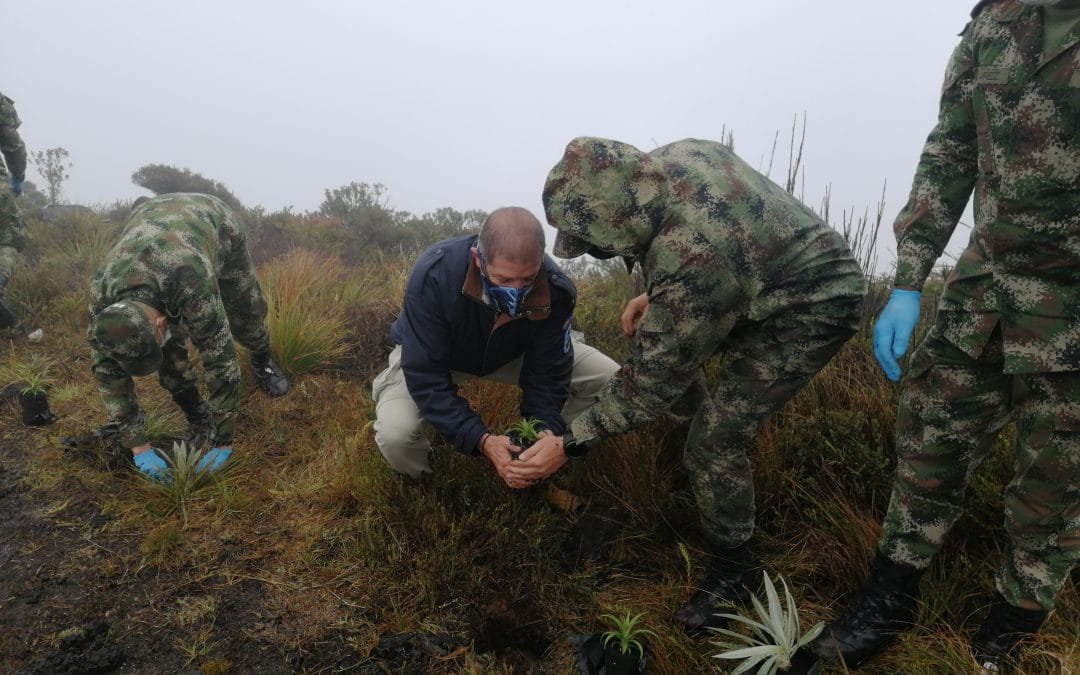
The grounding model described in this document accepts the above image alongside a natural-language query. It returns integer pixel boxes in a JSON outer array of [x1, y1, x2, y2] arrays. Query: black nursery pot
[[602, 643, 644, 675], [20, 390, 57, 426], [506, 431, 528, 460]]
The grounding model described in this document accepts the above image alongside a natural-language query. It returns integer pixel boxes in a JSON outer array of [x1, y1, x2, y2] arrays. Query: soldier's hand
[[480, 434, 530, 489], [873, 288, 921, 382], [621, 293, 650, 337], [507, 433, 567, 482], [9, 177, 23, 196]]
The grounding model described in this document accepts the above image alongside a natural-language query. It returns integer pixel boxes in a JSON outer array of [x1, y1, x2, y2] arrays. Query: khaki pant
[[372, 333, 620, 477]]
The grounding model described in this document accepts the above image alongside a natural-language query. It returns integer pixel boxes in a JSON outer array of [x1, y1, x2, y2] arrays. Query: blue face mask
[[478, 252, 535, 317], [480, 274, 533, 317]]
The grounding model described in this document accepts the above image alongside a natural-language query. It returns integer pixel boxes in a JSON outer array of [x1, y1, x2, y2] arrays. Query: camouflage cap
[[93, 300, 162, 377], [543, 137, 669, 260]]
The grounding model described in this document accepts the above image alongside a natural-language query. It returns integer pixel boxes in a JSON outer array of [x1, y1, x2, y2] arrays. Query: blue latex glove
[[133, 448, 170, 481], [9, 177, 23, 196], [873, 289, 922, 382], [196, 446, 232, 473]]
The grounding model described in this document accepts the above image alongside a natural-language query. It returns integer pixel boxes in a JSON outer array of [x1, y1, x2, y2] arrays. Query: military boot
[[812, 553, 924, 669], [173, 388, 213, 448], [0, 272, 19, 329], [972, 595, 1048, 674], [251, 351, 289, 397], [674, 543, 755, 632]]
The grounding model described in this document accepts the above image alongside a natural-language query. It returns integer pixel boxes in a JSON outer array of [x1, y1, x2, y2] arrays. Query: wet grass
[[0, 208, 1076, 673]]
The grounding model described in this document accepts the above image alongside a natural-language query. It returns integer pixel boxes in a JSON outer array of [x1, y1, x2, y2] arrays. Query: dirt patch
[[365, 631, 466, 673], [471, 595, 553, 669], [16, 620, 125, 675], [0, 438, 361, 673]]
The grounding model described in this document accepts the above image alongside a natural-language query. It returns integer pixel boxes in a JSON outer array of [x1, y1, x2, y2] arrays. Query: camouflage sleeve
[[89, 332, 147, 449], [175, 268, 241, 446], [571, 272, 742, 442], [0, 95, 27, 181], [892, 24, 979, 289]]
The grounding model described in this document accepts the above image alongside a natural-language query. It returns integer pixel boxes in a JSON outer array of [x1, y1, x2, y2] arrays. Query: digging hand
[[873, 288, 921, 382], [508, 433, 567, 481], [196, 446, 232, 473], [620, 292, 650, 337], [133, 448, 169, 481], [9, 176, 23, 196]]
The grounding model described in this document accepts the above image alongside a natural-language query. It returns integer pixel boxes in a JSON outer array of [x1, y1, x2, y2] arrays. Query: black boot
[[674, 544, 755, 632], [0, 272, 19, 329], [251, 351, 289, 397], [971, 595, 1048, 673], [812, 553, 924, 669], [174, 388, 213, 449]]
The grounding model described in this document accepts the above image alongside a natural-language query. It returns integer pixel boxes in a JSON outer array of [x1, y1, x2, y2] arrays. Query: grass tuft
[[260, 249, 353, 375]]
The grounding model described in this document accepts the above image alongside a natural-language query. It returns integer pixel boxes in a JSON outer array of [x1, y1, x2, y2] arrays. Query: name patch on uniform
[[1071, 70, 1080, 87], [977, 66, 1010, 85]]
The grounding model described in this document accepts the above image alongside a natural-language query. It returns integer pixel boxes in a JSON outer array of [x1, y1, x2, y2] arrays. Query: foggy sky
[[5, 1, 976, 272]]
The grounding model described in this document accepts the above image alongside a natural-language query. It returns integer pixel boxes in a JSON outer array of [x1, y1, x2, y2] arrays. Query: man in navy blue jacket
[[372, 207, 620, 487]]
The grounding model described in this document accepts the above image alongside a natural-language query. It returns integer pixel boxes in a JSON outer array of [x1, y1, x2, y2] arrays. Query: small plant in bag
[[505, 417, 544, 459], [600, 609, 657, 675]]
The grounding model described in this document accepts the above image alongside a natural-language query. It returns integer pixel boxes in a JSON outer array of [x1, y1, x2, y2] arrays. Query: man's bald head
[[477, 207, 546, 265]]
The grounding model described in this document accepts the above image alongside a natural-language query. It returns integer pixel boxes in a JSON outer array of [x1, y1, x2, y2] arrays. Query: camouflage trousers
[[154, 221, 270, 444], [684, 297, 861, 550], [879, 323, 1080, 611], [0, 179, 25, 279]]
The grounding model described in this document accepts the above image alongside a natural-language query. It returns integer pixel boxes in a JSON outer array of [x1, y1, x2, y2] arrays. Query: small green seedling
[[144, 441, 226, 521], [505, 417, 544, 459], [506, 417, 544, 446], [710, 571, 824, 674], [601, 609, 657, 656], [14, 354, 56, 396]]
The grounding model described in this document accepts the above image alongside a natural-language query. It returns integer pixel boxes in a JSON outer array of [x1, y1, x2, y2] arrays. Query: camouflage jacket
[[88, 193, 244, 448], [544, 137, 866, 442], [0, 92, 26, 181], [893, 0, 1080, 373]]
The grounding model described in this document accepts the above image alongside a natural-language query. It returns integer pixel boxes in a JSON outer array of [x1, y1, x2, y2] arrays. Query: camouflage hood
[[542, 137, 669, 261]]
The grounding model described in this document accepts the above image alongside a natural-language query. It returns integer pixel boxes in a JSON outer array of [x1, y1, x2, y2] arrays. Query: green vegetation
[[506, 416, 544, 446], [131, 163, 244, 210], [9, 353, 56, 396], [0, 171, 1075, 673], [602, 609, 658, 656], [259, 249, 354, 376], [30, 146, 72, 204], [711, 572, 824, 674], [139, 441, 232, 520]]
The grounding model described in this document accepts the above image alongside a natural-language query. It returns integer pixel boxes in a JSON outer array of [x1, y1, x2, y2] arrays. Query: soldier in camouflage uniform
[[0, 91, 27, 328], [516, 136, 865, 631], [815, 1, 1080, 671], [88, 193, 289, 479]]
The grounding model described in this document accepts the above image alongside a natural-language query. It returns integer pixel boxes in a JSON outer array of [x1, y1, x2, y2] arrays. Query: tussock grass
[[260, 249, 354, 375]]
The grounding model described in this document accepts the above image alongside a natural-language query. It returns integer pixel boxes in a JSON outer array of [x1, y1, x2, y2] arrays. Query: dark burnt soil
[[0, 429, 566, 674], [0, 437, 357, 674]]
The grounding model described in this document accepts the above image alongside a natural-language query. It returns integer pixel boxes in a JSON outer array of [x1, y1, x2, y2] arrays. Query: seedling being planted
[[12, 354, 58, 426], [600, 609, 657, 675], [505, 417, 544, 459], [710, 571, 824, 674]]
